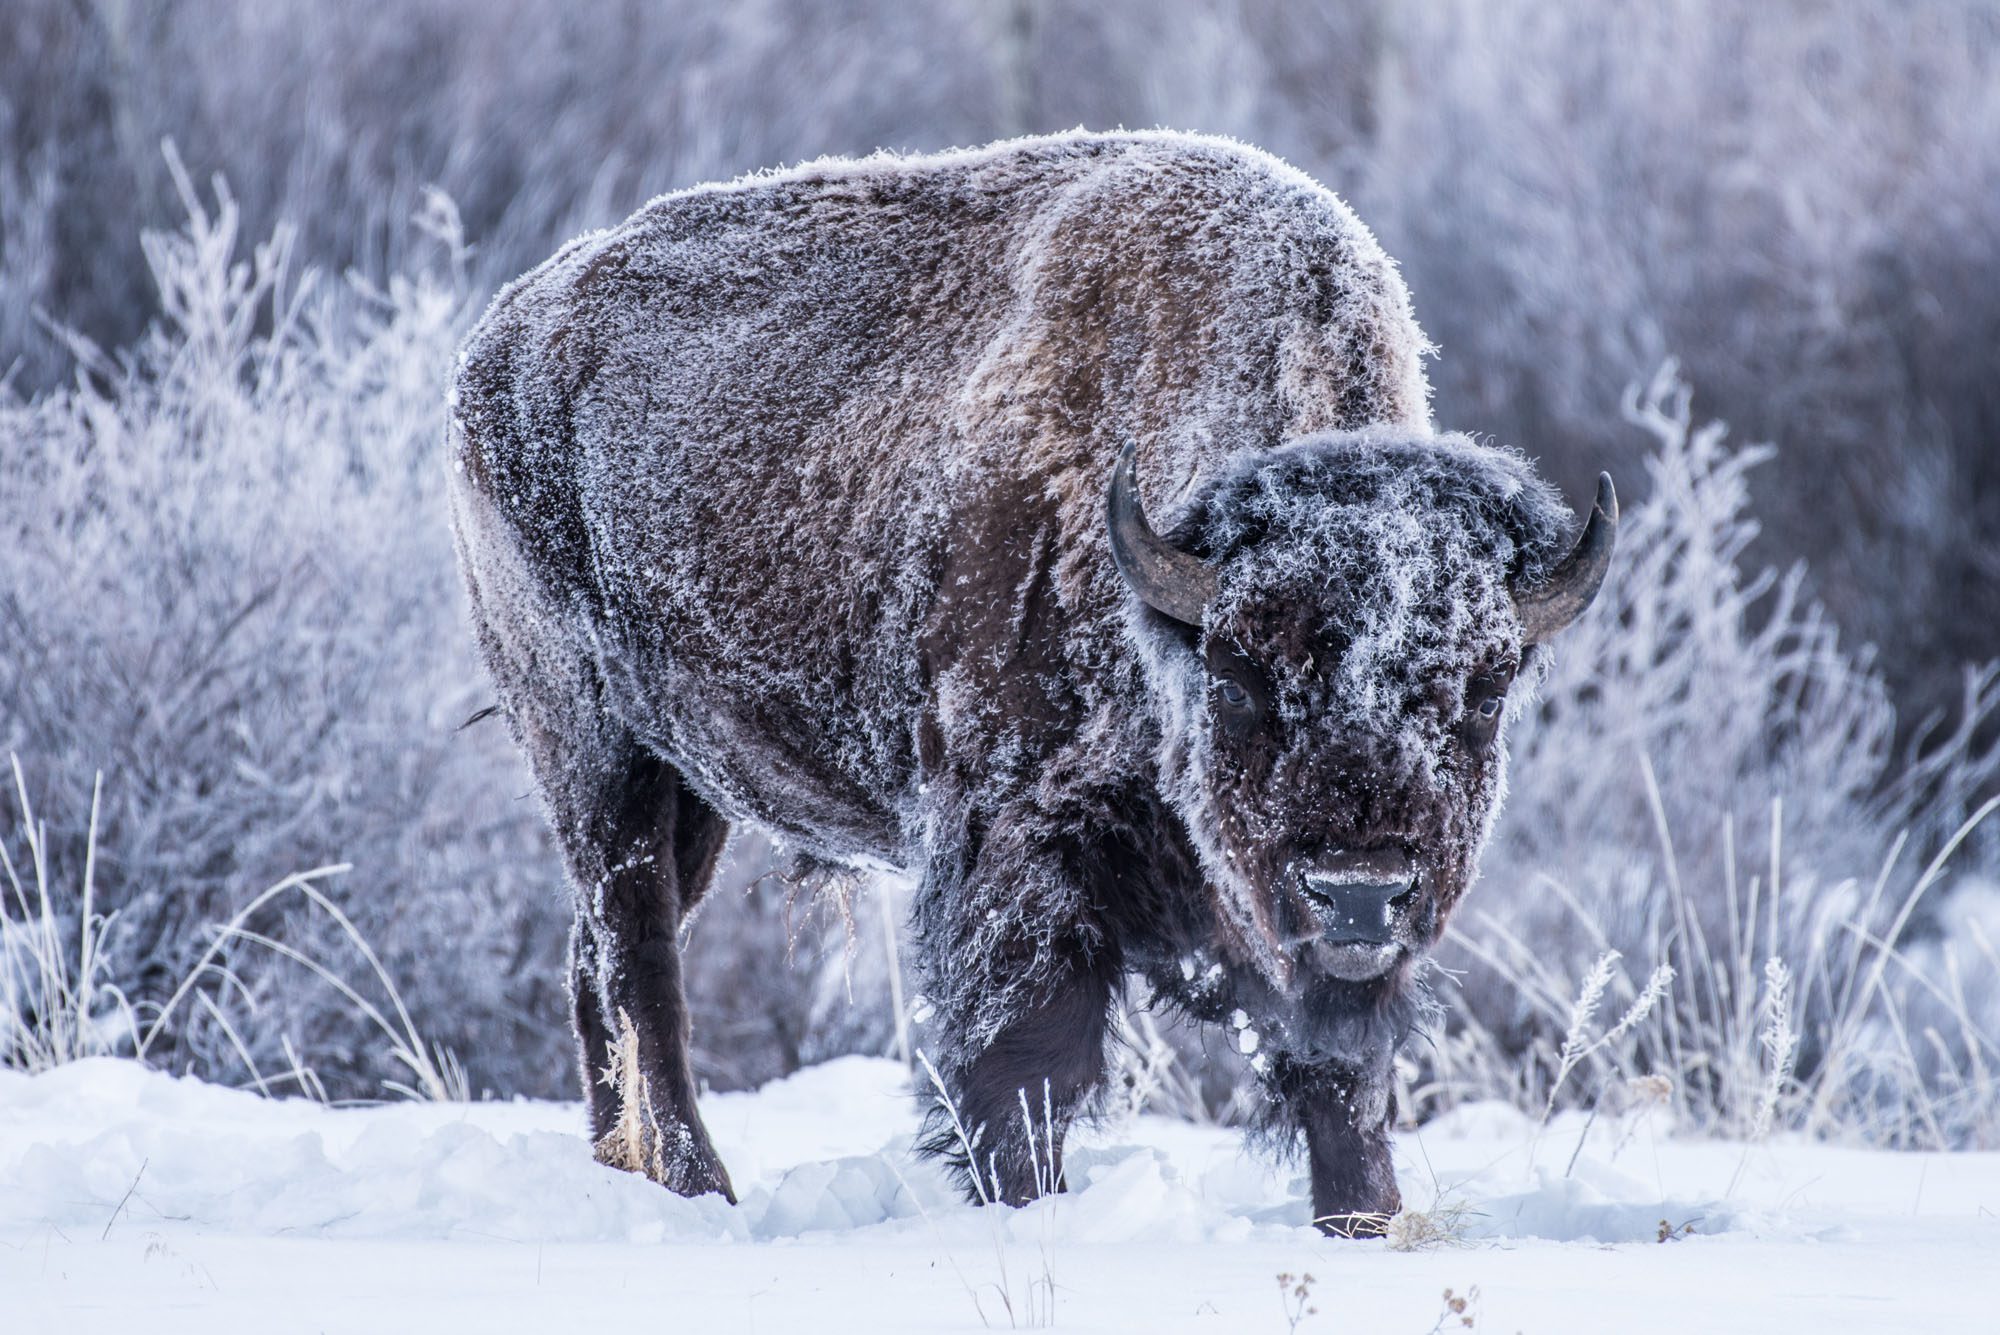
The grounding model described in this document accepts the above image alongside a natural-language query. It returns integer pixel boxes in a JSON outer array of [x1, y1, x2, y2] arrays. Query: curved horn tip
[[1105, 441, 1217, 627], [1512, 470, 1620, 643]]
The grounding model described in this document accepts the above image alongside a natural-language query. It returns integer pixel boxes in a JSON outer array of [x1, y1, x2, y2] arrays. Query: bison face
[[1109, 431, 1615, 995]]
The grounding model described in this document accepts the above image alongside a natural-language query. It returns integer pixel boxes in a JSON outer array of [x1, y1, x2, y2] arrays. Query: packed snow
[[3, 1056, 1993, 1332]]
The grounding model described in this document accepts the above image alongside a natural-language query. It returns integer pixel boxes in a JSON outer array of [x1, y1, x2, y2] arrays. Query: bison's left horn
[[1512, 472, 1619, 642], [1106, 441, 1217, 626]]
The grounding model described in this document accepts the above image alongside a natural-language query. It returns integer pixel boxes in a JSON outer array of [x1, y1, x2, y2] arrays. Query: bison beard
[[447, 131, 1614, 1235]]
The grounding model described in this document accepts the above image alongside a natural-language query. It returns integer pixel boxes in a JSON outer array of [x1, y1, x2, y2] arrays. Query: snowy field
[[3, 1057, 1993, 1333]]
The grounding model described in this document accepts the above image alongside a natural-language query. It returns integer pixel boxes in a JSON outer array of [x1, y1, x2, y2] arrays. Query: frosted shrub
[[0, 158, 867, 1097], [0, 152, 550, 1093], [1422, 365, 2000, 1147], [1357, 0, 2000, 722]]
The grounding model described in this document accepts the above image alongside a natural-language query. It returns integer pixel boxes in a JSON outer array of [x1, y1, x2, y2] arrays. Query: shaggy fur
[[447, 130, 1579, 1230]]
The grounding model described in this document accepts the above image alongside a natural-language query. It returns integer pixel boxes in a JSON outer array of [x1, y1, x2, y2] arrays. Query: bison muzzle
[[447, 130, 1615, 1234]]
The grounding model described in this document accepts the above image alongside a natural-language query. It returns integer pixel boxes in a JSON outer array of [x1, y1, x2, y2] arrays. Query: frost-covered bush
[[0, 156, 554, 1095], [1418, 366, 2000, 1148], [0, 160, 866, 1099], [1348, 0, 2000, 721], [0, 0, 1010, 388]]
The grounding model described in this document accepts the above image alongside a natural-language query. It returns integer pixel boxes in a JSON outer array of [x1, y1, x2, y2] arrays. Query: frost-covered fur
[[447, 131, 1577, 1230]]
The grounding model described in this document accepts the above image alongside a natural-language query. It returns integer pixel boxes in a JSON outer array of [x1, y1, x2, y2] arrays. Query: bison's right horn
[[1106, 441, 1217, 627], [1511, 472, 1619, 642]]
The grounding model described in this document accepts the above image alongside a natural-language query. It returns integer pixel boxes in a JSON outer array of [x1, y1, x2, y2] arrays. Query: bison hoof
[[593, 1123, 736, 1204]]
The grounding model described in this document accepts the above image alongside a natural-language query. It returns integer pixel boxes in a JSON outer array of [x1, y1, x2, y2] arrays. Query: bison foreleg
[[1274, 1053, 1402, 1236], [921, 952, 1116, 1207]]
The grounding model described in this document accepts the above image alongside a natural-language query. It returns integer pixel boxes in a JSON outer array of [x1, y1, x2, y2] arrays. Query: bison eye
[[1202, 644, 1266, 730], [1461, 662, 1516, 749], [1461, 683, 1507, 751]]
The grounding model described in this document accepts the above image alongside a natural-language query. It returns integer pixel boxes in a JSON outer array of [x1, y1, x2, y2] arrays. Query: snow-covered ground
[[3, 1057, 1992, 1332]]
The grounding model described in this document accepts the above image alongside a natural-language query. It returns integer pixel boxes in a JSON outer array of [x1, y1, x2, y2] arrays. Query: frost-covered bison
[[447, 131, 1615, 1234]]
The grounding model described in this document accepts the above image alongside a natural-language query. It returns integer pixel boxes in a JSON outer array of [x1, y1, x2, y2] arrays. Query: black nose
[[1301, 874, 1409, 945]]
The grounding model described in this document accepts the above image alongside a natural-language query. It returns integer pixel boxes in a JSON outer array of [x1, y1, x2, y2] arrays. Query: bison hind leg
[[558, 747, 734, 1203], [589, 1002, 728, 1197], [456, 482, 733, 1198], [511, 689, 734, 1198]]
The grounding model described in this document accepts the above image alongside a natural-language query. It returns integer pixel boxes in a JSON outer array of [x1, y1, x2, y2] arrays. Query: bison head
[[1108, 432, 1614, 1008]]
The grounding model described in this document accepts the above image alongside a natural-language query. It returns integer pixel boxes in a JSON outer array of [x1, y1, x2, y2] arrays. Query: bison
[[447, 130, 1615, 1234]]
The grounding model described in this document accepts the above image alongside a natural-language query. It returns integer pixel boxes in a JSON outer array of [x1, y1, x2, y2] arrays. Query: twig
[[102, 1158, 147, 1240]]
